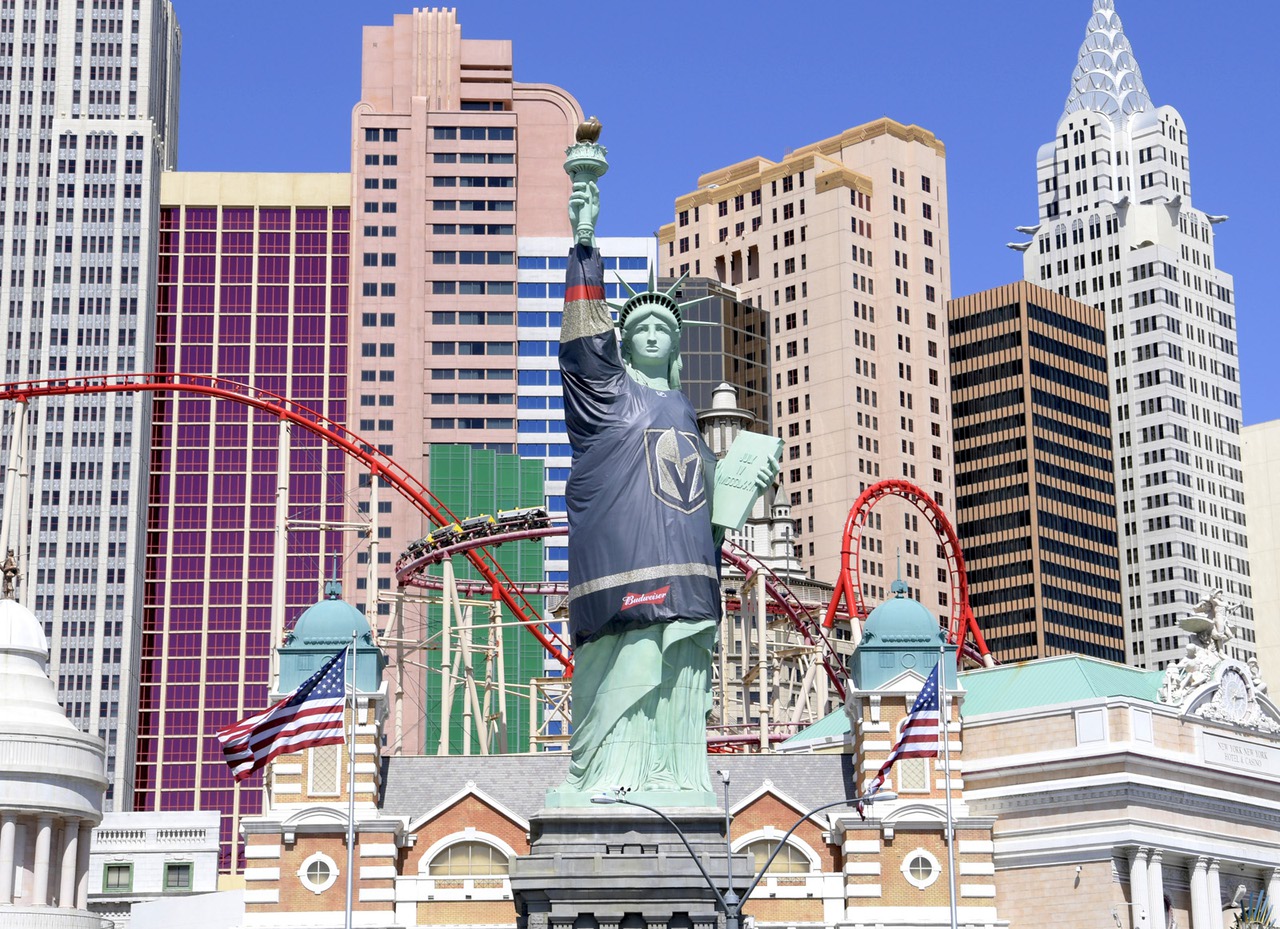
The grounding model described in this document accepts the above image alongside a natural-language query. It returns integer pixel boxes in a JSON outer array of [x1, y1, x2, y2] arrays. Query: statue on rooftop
[[547, 121, 779, 807]]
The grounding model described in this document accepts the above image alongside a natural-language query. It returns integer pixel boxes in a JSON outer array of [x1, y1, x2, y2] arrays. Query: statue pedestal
[[510, 805, 751, 929]]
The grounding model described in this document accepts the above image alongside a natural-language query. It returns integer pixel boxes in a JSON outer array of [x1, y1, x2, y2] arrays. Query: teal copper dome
[[278, 579, 385, 694], [851, 578, 956, 691], [861, 579, 946, 646], [287, 579, 372, 647]]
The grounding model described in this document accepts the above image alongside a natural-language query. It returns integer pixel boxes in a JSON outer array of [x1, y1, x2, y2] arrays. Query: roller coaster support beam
[[270, 419, 290, 687]]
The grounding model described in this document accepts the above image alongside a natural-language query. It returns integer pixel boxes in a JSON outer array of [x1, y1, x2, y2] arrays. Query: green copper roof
[[781, 655, 1166, 748], [959, 655, 1164, 717], [786, 708, 852, 744]]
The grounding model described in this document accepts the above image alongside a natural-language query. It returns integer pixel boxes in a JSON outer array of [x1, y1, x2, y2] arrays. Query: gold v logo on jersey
[[643, 427, 707, 514]]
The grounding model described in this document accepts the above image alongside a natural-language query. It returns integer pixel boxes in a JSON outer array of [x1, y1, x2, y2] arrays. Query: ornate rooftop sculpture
[[1062, 0, 1153, 127], [1158, 590, 1279, 733]]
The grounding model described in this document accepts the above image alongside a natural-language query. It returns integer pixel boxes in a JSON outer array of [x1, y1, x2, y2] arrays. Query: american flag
[[217, 647, 349, 782], [859, 661, 942, 816]]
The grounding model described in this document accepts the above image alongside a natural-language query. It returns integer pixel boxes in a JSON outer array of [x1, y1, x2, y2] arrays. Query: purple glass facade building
[[136, 174, 351, 869]]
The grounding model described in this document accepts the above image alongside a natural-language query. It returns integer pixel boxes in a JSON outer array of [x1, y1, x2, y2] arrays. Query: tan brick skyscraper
[[660, 119, 954, 627]]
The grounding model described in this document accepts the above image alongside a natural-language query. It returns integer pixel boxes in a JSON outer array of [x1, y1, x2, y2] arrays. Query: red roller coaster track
[[823, 478, 993, 668], [0, 373, 575, 672], [0, 379, 991, 688]]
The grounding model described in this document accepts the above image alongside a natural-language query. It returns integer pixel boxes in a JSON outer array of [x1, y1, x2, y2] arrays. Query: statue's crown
[[612, 270, 713, 333]]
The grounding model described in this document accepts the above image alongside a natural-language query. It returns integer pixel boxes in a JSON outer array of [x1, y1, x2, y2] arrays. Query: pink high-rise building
[[348, 9, 583, 751]]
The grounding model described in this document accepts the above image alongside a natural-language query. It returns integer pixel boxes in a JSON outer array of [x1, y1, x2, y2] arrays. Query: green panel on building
[[424, 445, 547, 754]]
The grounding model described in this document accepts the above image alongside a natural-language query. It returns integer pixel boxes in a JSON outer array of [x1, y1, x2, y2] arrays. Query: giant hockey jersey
[[559, 244, 720, 648]]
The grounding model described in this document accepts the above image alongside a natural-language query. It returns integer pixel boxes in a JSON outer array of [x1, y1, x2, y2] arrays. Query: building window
[[428, 841, 510, 876], [163, 862, 193, 893], [298, 852, 339, 895], [740, 839, 812, 874], [103, 863, 132, 893], [901, 849, 941, 889], [308, 743, 341, 796]]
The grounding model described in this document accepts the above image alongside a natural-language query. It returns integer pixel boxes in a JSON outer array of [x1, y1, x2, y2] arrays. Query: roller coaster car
[[459, 514, 497, 536], [495, 506, 550, 530], [425, 524, 463, 549], [405, 537, 430, 558]]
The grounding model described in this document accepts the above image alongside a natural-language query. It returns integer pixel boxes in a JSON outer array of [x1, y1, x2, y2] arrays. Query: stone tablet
[[712, 431, 784, 531]]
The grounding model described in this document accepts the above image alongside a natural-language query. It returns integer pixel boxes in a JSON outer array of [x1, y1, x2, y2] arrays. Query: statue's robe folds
[[550, 244, 719, 803]]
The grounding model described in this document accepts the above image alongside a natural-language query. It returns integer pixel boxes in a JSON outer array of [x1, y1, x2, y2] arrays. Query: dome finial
[[324, 554, 341, 600], [891, 548, 908, 598]]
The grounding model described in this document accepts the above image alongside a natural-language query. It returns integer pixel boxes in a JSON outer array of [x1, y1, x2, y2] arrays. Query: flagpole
[[940, 644, 958, 929], [345, 631, 358, 929]]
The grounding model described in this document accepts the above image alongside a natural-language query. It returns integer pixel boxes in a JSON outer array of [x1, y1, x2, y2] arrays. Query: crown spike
[[614, 272, 640, 299], [662, 272, 689, 299]]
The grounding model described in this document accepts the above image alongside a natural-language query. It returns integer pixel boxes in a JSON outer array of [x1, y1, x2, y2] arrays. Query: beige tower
[[660, 119, 955, 626], [842, 586, 1000, 928], [240, 589, 396, 923]]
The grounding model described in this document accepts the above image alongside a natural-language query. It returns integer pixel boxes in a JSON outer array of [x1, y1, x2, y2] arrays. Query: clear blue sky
[[173, 1, 1279, 424]]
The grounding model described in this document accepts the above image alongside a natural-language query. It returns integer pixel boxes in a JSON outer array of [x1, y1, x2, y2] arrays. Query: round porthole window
[[901, 848, 941, 889], [298, 852, 338, 894]]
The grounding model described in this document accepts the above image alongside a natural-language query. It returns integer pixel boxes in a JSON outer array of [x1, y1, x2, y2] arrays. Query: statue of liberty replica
[[546, 119, 780, 808]]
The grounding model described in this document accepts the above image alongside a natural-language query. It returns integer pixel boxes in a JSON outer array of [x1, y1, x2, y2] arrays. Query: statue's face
[[624, 310, 675, 368]]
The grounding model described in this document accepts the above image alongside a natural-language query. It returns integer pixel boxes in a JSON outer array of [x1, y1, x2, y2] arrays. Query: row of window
[[103, 861, 191, 893], [432, 152, 513, 164], [431, 126, 514, 141], [431, 176, 515, 188], [432, 223, 514, 236], [430, 341, 514, 356], [431, 280, 514, 295], [428, 418, 514, 430], [431, 310, 512, 326], [432, 200, 514, 212]]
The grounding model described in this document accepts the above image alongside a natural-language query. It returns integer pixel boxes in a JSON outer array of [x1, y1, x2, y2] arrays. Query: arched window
[[428, 840, 510, 877], [740, 840, 811, 874]]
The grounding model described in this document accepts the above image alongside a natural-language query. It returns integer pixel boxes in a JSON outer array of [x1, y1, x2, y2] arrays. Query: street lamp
[[592, 776, 896, 929]]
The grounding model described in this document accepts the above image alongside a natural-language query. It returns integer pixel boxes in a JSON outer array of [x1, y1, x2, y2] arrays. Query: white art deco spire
[[1063, 0, 1153, 125], [1021, 0, 1253, 674]]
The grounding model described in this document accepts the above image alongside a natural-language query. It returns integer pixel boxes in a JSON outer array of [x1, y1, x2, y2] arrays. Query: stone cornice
[[969, 778, 1280, 833]]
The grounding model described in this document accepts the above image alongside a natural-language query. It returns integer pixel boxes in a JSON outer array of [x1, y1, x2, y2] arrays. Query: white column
[[75, 820, 91, 910], [1269, 870, 1280, 915], [31, 815, 52, 906], [1148, 850, 1166, 929], [1129, 847, 1151, 929], [58, 820, 78, 908], [1206, 859, 1223, 929], [0, 813, 16, 904], [1189, 857, 1209, 929]]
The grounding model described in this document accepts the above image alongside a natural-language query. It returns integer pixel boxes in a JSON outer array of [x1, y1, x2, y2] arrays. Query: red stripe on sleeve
[[565, 284, 605, 302]]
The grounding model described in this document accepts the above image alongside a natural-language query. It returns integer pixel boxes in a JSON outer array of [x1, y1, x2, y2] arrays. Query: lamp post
[[1112, 901, 1147, 929], [592, 779, 896, 929]]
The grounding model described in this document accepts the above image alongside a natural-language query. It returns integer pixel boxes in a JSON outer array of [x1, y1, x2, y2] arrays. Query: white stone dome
[[0, 596, 49, 657], [0, 597, 107, 820], [710, 382, 739, 410]]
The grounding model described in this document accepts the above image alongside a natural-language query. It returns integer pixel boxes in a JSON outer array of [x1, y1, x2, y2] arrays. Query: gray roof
[[381, 752, 858, 822]]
